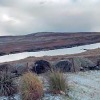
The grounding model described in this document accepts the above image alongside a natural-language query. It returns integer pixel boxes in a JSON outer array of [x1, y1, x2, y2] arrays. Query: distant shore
[[0, 32, 100, 56]]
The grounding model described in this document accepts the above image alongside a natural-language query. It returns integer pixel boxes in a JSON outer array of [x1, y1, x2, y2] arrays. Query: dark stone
[[97, 60, 100, 66], [95, 66, 100, 70], [96, 60, 100, 70], [10, 51, 20, 54], [55, 60, 72, 72], [80, 67, 85, 71], [88, 66, 97, 70], [11, 70, 18, 76], [31, 60, 51, 74], [0, 52, 6, 56]]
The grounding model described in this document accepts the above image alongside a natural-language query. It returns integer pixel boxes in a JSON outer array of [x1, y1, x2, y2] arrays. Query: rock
[[0, 64, 18, 78], [80, 67, 85, 71], [31, 60, 51, 74], [0, 52, 6, 56], [88, 66, 98, 70], [96, 60, 100, 70], [95, 66, 100, 70], [12, 63, 29, 76], [55, 60, 72, 72], [74, 57, 97, 71]]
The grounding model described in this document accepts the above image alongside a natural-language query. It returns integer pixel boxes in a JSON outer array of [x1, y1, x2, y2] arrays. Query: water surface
[[0, 43, 100, 63]]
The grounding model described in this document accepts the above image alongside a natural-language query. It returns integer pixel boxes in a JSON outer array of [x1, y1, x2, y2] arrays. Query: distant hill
[[0, 32, 100, 56]]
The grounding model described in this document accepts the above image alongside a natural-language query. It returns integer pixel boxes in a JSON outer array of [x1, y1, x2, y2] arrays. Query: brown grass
[[19, 72, 43, 100]]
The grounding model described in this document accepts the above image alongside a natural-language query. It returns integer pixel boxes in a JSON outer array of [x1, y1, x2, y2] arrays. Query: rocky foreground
[[0, 32, 100, 56], [0, 70, 100, 100]]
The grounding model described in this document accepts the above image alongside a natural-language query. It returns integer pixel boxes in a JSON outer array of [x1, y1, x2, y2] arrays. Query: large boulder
[[0, 63, 29, 77], [12, 63, 29, 76], [31, 60, 51, 74], [55, 60, 72, 72], [74, 57, 97, 71]]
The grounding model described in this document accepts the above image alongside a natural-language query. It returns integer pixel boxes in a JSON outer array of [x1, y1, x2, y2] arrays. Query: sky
[[0, 0, 100, 36]]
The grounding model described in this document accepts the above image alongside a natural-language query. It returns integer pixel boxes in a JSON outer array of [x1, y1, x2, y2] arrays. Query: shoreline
[[0, 41, 99, 57]]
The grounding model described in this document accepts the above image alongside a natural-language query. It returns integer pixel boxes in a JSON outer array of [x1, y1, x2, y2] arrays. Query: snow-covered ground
[[67, 71, 100, 100], [42, 70, 100, 100], [0, 71, 100, 100]]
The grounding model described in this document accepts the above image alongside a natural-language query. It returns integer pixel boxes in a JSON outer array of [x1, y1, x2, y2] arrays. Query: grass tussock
[[0, 71, 17, 99], [48, 70, 68, 94], [20, 72, 43, 100]]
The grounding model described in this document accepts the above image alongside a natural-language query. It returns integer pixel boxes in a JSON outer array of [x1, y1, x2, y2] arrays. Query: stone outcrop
[[55, 60, 72, 72], [31, 60, 51, 74]]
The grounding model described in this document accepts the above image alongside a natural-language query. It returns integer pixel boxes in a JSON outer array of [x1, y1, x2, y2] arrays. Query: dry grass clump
[[0, 71, 17, 99], [20, 72, 43, 100], [48, 70, 68, 94]]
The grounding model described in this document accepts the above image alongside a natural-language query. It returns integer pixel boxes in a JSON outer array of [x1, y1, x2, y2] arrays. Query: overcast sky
[[0, 0, 100, 36]]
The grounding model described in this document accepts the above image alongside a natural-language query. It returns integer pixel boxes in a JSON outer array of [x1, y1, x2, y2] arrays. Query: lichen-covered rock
[[55, 60, 72, 72], [12, 63, 29, 76], [74, 57, 97, 71]]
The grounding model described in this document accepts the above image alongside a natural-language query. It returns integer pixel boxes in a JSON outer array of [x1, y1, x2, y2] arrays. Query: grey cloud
[[0, 0, 100, 36]]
